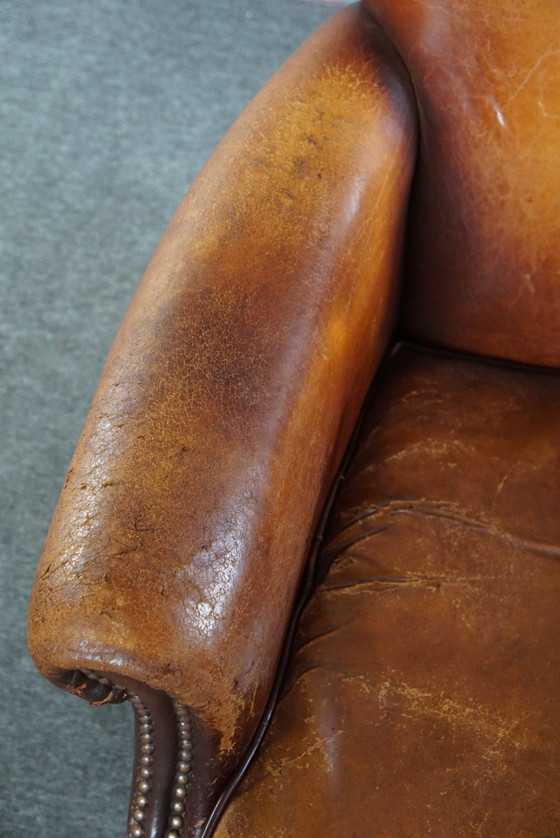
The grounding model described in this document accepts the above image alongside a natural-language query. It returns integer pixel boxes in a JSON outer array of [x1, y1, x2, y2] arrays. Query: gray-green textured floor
[[1, 1, 339, 834]]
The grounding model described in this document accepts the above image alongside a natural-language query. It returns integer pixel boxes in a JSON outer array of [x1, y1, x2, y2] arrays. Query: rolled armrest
[[28, 5, 416, 836]]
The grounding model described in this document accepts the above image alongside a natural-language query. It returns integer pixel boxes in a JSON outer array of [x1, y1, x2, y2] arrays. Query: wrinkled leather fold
[[28, 5, 416, 832], [217, 344, 560, 836]]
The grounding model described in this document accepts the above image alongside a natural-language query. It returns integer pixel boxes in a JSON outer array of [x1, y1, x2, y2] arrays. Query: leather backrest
[[363, 0, 560, 367]]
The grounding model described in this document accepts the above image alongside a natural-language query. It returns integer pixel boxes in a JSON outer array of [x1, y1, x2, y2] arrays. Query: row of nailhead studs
[[77, 669, 128, 704], [80, 669, 112, 688], [165, 701, 194, 838], [79, 673, 151, 838], [128, 693, 155, 838], [79, 668, 125, 701]]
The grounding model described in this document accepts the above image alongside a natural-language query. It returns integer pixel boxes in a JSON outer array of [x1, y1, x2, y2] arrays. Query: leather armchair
[[28, 1, 560, 836]]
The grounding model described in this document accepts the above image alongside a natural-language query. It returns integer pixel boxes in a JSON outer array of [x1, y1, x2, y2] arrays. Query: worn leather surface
[[28, 1, 560, 834], [364, 0, 560, 366], [27, 5, 416, 830], [216, 344, 560, 837]]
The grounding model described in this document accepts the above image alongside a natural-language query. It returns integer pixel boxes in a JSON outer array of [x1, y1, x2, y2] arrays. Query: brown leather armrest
[[28, 5, 416, 835]]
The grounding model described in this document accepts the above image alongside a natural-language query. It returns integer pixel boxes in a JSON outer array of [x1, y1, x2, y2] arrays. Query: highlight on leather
[[27, 4, 417, 836]]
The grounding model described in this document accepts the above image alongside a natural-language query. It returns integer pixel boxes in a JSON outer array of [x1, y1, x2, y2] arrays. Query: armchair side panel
[[28, 6, 417, 835]]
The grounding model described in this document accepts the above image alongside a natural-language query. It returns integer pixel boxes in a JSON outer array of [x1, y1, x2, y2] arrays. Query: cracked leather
[[27, 0, 560, 833], [216, 345, 560, 837], [362, 0, 560, 365], [27, 5, 416, 831]]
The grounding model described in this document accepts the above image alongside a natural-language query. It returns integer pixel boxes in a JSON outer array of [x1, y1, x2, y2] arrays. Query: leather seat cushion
[[216, 344, 560, 837]]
